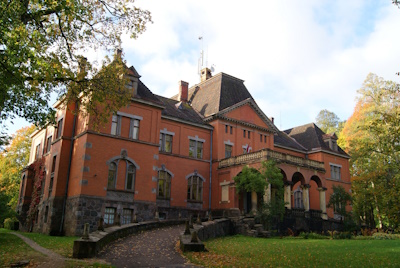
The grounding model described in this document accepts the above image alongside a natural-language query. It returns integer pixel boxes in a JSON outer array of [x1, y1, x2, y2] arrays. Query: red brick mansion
[[17, 57, 351, 236]]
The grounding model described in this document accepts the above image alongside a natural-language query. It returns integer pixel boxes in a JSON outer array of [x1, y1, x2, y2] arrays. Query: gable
[[223, 103, 271, 130]]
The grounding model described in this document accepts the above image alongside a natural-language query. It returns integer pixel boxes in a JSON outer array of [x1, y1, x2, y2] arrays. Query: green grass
[[184, 235, 400, 267], [0, 228, 47, 267], [0, 228, 113, 267], [18, 231, 78, 258]]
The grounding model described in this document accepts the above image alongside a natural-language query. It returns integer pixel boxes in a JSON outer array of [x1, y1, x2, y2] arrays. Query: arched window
[[187, 175, 203, 202], [294, 187, 303, 209], [126, 164, 136, 191], [157, 170, 171, 199], [107, 162, 117, 189]]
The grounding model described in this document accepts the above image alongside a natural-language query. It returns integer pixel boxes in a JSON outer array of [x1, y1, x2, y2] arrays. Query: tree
[[0, 0, 152, 144], [339, 73, 400, 230], [327, 185, 352, 219], [234, 160, 284, 230], [0, 125, 35, 225], [315, 109, 344, 135]]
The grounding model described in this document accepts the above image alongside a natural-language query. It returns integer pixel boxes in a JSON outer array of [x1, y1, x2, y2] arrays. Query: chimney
[[115, 48, 122, 60], [178, 81, 189, 102], [270, 117, 274, 124], [201, 68, 212, 82]]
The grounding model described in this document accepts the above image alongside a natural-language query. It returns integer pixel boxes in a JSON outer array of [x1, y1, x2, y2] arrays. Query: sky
[[6, 0, 400, 134]]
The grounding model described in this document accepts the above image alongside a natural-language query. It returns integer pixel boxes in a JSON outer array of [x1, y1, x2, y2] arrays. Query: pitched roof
[[156, 95, 210, 127], [273, 130, 307, 152], [134, 80, 164, 107], [284, 123, 349, 157], [172, 72, 253, 117]]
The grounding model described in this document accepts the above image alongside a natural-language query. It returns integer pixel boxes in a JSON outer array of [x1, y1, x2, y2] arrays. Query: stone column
[[284, 183, 292, 209], [263, 183, 271, 204], [251, 191, 258, 213], [302, 184, 310, 211], [318, 187, 328, 220]]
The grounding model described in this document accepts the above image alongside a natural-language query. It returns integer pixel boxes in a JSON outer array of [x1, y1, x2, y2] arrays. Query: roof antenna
[[198, 36, 204, 81]]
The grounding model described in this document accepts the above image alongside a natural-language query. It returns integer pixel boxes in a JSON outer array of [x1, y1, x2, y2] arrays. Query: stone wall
[[73, 219, 186, 258]]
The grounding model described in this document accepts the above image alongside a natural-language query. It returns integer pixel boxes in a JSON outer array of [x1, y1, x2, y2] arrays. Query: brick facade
[[17, 64, 351, 236]]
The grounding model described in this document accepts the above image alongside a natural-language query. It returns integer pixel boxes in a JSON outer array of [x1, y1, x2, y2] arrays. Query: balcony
[[218, 148, 325, 172]]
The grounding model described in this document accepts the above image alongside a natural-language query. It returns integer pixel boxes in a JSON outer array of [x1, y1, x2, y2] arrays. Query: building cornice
[[205, 114, 273, 133], [309, 148, 351, 159], [161, 115, 214, 130]]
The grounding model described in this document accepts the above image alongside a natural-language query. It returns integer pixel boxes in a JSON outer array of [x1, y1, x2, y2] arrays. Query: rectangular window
[[104, 207, 116, 225], [111, 115, 121, 136], [189, 140, 203, 159], [225, 144, 232, 158], [122, 209, 133, 225], [56, 118, 63, 139], [160, 133, 173, 153], [130, 119, 140, 139], [51, 156, 57, 173], [243, 130, 246, 138], [45, 136, 52, 153], [230, 126, 233, 134], [35, 143, 41, 160], [330, 165, 341, 180], [264, 135, 267, 143], [126, 164, 135, 191], [248, 131, 250, 139], [48, 177, 53, 196], [225, 125, 228, 133], [187, 175, 203, 201], [158, 170, 171, 199]]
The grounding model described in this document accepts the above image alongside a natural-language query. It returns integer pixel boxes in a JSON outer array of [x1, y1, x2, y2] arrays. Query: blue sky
[[6, 0, 400, 134]]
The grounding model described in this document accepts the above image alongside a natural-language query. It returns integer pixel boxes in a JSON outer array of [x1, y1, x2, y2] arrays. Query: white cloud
[[6, 0, 400, 135]]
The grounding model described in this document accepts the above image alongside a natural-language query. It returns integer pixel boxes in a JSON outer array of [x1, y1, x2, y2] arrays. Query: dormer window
[[322, 133, 338, 152]]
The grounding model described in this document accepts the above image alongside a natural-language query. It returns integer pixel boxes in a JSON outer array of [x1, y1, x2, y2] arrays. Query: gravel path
[[97, 224, 199, 268]]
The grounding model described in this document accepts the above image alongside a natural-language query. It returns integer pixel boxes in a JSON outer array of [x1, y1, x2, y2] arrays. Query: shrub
[[372, 233, 400, 240], [334, 232, 352, 239], [299, 232, 329, 240], [4, 218, 19, 230]]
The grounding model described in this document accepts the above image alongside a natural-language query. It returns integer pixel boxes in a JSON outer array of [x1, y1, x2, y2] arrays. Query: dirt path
[[97, 224, 199, 268]]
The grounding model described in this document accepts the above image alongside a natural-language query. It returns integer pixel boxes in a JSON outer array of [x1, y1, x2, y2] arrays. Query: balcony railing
[[218, 148, 325, 171]]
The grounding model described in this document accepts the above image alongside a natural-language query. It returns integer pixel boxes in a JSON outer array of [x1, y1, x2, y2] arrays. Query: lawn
[[0, 228, 113, 267], [0, 228, 47, 267], [20, 231, 78, 257], [184, 235, 400, 267]]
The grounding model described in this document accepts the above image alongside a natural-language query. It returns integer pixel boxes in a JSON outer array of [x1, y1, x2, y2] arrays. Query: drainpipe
[[209, 129, 213, 212], [59, 102, 78, 234]]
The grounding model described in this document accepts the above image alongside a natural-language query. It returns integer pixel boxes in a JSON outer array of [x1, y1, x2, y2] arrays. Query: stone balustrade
[[218, 148, 325, 171]]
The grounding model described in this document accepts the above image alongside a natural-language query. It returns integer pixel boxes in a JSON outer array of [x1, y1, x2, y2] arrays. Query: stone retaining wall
[[73, 219, 185, 258]]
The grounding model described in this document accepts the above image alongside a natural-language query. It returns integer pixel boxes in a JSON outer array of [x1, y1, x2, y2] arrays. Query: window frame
[[104, 207, 116, 225], [107, 162, 117, 189], [157, 170, 172, 199], [189, 139, 203, 159], [225, 144, 232, 158], [125, 163, 136, 191], [187, 175, 203, 202], [129, 119, 140, 140], [159, 133, 173, 153], [45, 135, 52, 154], [111, 115, 121, 136], [122, 208, 133, 225], [35, 143, 41, 160], [56, 118, 63, 139], [330, 164, 342, 180]]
